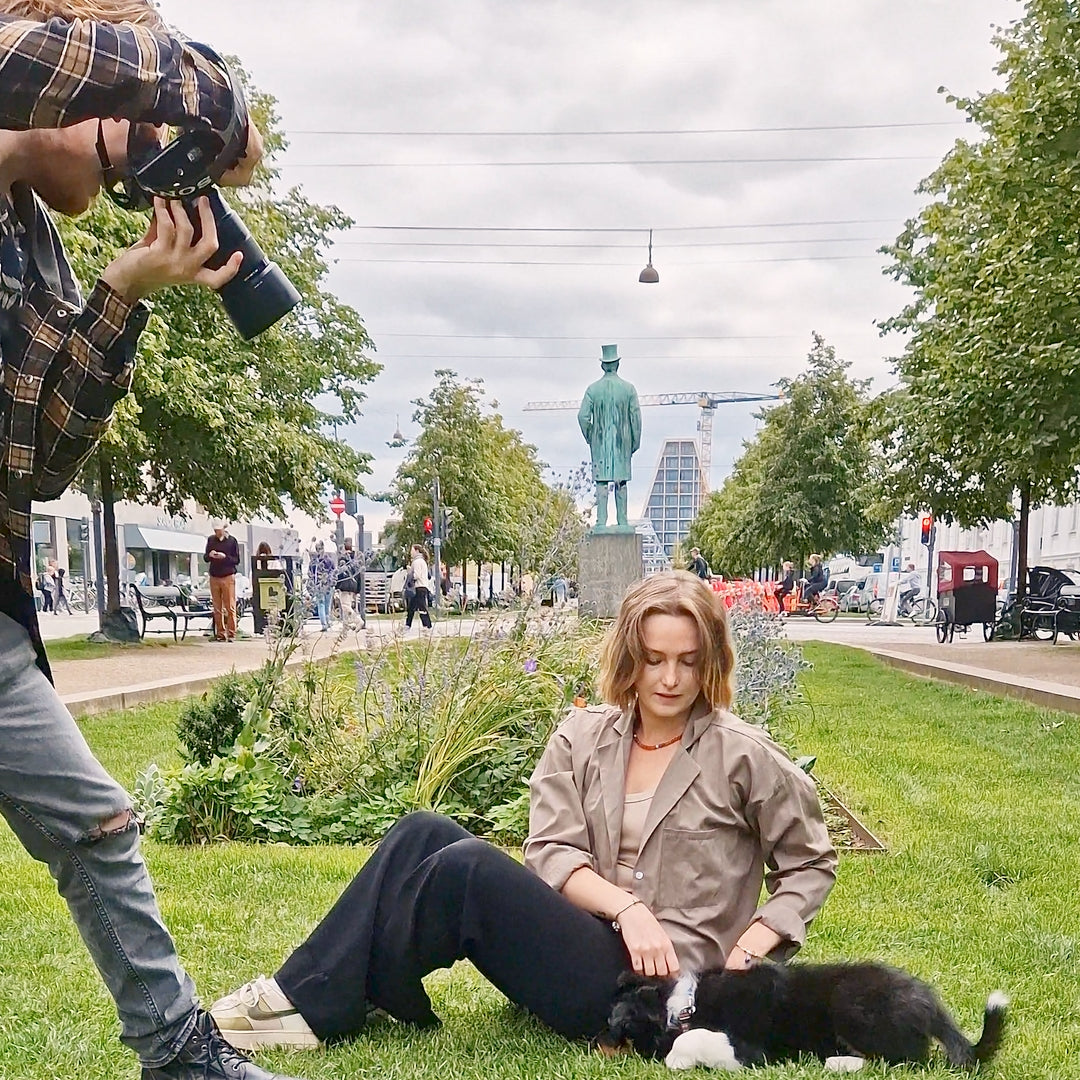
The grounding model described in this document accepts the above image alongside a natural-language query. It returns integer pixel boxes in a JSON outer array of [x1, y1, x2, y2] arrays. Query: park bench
[[132, 585, 216, 641]]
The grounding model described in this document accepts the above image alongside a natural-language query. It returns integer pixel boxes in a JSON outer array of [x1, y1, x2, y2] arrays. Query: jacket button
[[634, 871, 644, 880]]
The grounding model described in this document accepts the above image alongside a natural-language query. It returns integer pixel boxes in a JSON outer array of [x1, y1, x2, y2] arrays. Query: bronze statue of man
[[577, 344, 642, 530]]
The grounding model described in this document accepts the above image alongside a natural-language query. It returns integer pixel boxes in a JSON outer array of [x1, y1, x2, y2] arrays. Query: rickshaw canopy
[[936, 550, 999, 595]]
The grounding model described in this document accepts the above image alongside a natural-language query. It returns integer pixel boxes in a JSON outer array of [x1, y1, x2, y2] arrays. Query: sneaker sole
[[213, 1027, 322, 1051]]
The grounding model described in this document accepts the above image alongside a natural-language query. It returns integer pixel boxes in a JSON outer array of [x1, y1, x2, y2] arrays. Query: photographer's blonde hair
[[0, 0, 164, 29], [598, 570, 736, 712]]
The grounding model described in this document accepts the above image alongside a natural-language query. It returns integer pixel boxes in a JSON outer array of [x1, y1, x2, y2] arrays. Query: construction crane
[[523, 391, 783, 492]]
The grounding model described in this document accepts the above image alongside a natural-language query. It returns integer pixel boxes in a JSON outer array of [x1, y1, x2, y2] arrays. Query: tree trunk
[[99, 453, 121, 613], [1016, 481, 1031, 601]]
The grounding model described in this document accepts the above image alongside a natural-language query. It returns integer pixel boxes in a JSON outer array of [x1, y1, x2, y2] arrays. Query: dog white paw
[[665, 1029, 742, 1071], [824, 1055, 865, 1073]]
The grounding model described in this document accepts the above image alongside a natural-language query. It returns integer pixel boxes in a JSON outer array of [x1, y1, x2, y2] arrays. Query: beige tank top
[[615, 788, 655, 891]]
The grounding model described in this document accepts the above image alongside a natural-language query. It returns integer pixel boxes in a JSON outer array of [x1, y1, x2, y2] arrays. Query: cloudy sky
[[160, 0, 1019, 539]]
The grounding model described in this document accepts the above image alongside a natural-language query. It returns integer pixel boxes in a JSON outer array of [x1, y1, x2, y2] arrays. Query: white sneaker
[[209, 975, 321, 1051]]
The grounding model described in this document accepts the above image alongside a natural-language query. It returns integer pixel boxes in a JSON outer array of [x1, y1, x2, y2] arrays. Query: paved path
[[49, 608, 1080, 716], [53, 616, 484, 715], [783, 615, 1080, 711]]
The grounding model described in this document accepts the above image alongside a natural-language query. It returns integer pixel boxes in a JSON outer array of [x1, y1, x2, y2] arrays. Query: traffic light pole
[[431, 476, 441, 612]]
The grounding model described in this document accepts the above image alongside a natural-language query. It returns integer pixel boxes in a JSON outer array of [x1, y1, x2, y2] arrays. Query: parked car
[[842, 571, 887, 613], [829, 576, 861, 605]]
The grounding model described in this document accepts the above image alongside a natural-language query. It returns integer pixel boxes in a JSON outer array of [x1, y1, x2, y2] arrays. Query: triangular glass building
[[642, 439, 706, 557]]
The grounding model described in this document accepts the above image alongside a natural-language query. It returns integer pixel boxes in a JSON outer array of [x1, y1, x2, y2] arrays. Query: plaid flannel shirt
[[0, 15, 231, 678]]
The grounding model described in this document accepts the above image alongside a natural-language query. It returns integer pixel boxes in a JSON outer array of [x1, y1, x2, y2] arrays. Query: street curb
[[867, 647, 1080, 715], [62, 638, 368, 718]]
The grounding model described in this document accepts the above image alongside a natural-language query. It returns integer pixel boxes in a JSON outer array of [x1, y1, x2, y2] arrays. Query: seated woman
[[209, 570, 837, 1049], [775, 560, 796, 608], [802, 554, 827, 605]]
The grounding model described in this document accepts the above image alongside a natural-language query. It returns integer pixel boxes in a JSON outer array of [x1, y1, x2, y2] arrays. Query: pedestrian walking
[[204, 523, 240, 642], [54, 566, 73, 614], [404, 544, 432, 629], [309, 541, 336, 632], [335, 537, 361, 627]]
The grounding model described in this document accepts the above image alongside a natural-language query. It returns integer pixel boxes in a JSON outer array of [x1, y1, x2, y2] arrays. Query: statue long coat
[[577, 372, 642, 483]]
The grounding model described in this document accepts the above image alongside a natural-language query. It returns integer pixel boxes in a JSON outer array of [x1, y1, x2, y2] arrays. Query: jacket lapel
[[638, 698, 712, 850], [596, 708, 633, 867]]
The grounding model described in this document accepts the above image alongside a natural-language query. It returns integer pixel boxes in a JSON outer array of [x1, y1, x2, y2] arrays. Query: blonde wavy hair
[[598, 570, 736, 712], [1, 0, 164, 29]]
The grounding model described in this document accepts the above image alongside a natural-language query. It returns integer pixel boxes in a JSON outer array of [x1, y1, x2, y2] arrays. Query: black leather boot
[[142, 1011, 306, 1080]]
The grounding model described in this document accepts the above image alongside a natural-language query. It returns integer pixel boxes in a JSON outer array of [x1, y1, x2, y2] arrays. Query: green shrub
[[176, 673, 252, 764], [141, 602, 806, 847]]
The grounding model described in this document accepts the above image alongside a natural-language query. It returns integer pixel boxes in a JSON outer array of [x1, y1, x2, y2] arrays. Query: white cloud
[[159, 0, 1015, 532]]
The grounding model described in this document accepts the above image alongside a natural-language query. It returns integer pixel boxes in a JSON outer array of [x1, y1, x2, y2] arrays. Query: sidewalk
[[55, 616, 481, 717], [784, 617, 1080, 713]]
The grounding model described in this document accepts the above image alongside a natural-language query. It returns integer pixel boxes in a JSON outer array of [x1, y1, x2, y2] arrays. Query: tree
[[392, 371, 539, 568], [56, 80, 378, 612], [392, 371, 586, 581], [689, 335, 887, 574], [879, 1, 1080, 596]]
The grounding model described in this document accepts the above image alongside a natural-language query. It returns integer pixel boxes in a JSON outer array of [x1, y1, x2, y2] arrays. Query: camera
[[99, 43, 300, 340]]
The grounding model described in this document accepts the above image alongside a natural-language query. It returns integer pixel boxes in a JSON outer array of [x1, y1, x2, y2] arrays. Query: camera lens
[[202, 188, 301, 340]]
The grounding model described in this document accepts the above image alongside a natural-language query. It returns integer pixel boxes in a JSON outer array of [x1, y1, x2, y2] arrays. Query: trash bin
[[250, 554, 299, 635]]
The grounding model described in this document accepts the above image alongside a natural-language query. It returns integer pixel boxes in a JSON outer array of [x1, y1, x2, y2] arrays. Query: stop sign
[[329, 495, 346, 516]]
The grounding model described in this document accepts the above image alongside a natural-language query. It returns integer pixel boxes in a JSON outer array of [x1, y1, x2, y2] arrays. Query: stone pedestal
[[578, 530, 644, 619]]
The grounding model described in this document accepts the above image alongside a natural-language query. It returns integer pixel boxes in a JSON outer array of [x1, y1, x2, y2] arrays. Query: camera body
[[103, 43, 300, 340]]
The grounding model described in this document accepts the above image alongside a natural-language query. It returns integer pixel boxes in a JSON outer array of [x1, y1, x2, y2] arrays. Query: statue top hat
[[600, 343, 620, 367]]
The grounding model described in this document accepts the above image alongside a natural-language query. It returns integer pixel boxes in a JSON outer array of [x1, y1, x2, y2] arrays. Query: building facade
[[641, 438, 707, 557], [899, 503, 1080, 594], [30, 488, 300, 592]]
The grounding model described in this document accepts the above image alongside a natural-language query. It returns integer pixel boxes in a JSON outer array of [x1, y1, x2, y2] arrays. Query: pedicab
[[935, 550, 998, 643]]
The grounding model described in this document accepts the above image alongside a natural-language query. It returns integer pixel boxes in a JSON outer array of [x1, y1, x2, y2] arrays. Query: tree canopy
[[879, 1, 1080, 591], [689, 334, 886, 575], [58, 81, 379, 524], [391, 370, 584, 574]]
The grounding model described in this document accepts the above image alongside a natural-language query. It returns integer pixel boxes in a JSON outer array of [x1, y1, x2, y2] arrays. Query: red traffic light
[[920, 514, 933, 545], [423, 517, 433, 535]]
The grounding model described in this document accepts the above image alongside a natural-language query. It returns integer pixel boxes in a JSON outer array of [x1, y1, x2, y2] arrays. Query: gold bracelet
[[611, 898, 643, 933]]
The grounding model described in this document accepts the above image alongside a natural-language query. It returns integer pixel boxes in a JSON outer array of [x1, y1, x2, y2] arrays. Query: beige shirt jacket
[[523, 701, 838, 973]]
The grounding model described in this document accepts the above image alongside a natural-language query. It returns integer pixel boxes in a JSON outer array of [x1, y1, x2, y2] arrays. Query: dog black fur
[[604, 963, 1007, 1070]]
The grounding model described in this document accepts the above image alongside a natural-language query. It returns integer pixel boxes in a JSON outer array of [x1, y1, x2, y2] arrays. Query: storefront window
[[65, 518, 86, 575], [31, 517, 53, 575]]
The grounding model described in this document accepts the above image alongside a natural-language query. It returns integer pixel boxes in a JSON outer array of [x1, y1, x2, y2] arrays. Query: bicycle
[[867, 592, 938, 625], [779, 583, 839, 623]]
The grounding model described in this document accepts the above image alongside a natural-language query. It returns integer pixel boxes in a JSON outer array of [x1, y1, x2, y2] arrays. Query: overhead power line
[[372, 333, 797, 340], [333, 236, 878, 249], [289, 120, 963, 137], [342, 217, 897, 234], [334, 254, 878, 266], [283, 154, 936, 168]]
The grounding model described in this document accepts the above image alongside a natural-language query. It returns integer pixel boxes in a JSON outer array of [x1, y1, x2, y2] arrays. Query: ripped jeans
[[0, 612, 198, 1066]]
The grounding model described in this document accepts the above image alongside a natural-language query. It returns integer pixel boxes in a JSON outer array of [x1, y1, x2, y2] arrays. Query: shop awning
[[124, 524, 208, 555]]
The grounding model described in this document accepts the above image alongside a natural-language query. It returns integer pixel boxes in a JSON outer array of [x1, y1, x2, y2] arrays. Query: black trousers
[[276, 812, 629, 1042], [405, 586, 432, 628]]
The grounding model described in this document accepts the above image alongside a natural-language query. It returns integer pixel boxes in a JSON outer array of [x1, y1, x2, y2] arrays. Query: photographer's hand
[[101, 198, 243, 302], [219, 121, 265, 188]]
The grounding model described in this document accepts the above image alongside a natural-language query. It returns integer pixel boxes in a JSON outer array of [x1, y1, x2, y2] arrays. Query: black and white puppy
[[604, 963, 1008, 1072]]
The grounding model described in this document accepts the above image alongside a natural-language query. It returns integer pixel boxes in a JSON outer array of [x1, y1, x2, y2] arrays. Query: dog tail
[[936, 991, 1008, 1068]]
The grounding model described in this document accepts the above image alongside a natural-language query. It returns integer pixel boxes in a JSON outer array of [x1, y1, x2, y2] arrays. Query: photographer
[[0, 4, 302, 1080]]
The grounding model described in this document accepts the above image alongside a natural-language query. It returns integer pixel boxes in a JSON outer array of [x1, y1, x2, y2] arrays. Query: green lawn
[[42, 634, 205, 663], [0, 644, 1077, 1077]]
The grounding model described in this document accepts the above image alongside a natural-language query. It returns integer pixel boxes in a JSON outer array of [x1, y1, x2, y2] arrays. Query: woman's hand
[[617, 902, 680, 978], [101, 197, 243, 302]]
